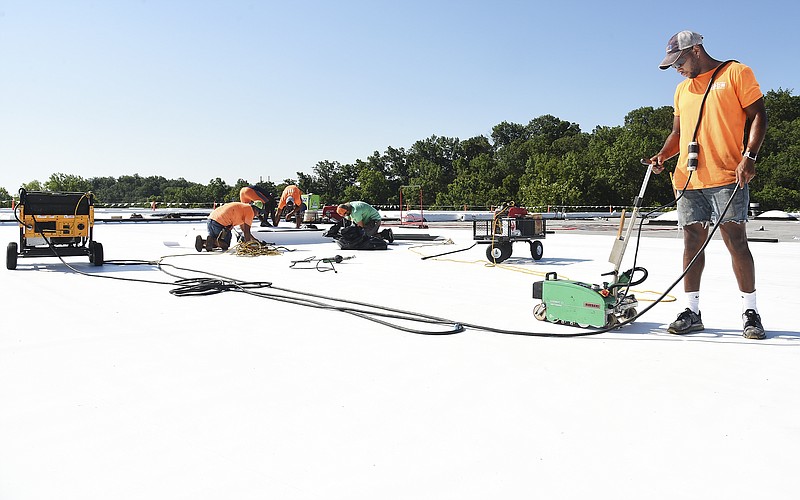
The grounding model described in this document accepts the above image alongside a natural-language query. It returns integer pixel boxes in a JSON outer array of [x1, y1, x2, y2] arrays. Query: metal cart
[[6, 189, 104, 270], [473, 216, 546, 263]]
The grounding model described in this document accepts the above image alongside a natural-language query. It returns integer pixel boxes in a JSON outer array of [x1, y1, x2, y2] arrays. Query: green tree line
[[2, 89, 798, 211]]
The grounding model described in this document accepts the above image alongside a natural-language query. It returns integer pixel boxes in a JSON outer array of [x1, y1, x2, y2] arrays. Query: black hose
[[421, 243, 477, 260]]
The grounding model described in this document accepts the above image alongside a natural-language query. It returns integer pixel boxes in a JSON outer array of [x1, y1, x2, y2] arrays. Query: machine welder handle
[[616, 209, 626, 240]]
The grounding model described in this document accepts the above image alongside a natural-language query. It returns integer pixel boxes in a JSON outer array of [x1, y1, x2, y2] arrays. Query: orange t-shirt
[[672, 62, 762, 189], [276, 185, 303, 211], [209, 202, 255, 227], [239, 187, 262, 204]]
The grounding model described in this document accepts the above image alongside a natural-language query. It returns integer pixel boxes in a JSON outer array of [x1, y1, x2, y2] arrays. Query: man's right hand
[[645, 155, 666, 174]]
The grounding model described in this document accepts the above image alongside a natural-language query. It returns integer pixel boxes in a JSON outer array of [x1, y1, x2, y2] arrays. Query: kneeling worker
[[196, 201, 263, 252], [336, 201, 392, 242], [239, 185, 276, 227], [274, 184, 304, 228]]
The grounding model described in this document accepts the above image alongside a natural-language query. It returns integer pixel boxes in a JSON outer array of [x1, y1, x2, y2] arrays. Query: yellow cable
[[233, 240, 283, 257], [410, 241, 675, 301]]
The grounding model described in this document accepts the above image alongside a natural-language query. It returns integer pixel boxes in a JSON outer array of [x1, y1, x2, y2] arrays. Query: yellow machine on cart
[[6, 188, 104, 270]]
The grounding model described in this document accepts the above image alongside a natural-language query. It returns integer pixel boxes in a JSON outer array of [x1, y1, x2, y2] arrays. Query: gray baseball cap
[[659, 31, 703, 70]]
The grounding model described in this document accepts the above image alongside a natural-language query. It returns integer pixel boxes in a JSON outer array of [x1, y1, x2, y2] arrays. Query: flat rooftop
[[2, 215, 799, 499]]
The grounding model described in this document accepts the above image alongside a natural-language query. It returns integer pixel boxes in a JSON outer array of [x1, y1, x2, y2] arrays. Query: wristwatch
[[744, 150, 758, 161]]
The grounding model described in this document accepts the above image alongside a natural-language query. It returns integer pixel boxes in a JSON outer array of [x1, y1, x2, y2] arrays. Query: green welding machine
[[532, 162, 654, 329], [532, 269, 643, 328]]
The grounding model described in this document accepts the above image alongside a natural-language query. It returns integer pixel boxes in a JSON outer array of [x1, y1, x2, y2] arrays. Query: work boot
[[742, 309, 765, 340], [195, 235, 204, 252], [258, 215, 272, 227], [205, 236, 215, 252], [380, 228, 394, 243], [667, 308, 704, 334]]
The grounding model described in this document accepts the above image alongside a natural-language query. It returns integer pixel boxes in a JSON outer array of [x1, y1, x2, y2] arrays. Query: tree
[[295, 172, 316, 195], [526, 114, 582, 144], [353, 168, 392, 205], [43, 173, 92, 192], [749, 89, 800, 209], [491, 121, 529, 149], [353, 148, 412, 204], [763, 88, 800, 124], [206, 178, 231, 203], [10, 87, 799, 211], [225, 178, 251, 203], [407, 135, 460, 206], [310, 160, 345, 203], [518, 153, 584, 207], [437, 153, 499, 208], [21, 180, 43, 192], [753, 185, 800, 211], [382, 146, 409, 187], [183, 184, 213, 205]]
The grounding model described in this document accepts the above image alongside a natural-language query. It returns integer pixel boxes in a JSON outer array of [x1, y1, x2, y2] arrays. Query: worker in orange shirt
[[239, 185, 276, 227], [274, 185, 304, 228], [196, 201, 262, 252]]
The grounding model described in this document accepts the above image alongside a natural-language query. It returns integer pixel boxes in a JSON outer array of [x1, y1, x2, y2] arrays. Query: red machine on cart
[[473, 204, 546, 263]]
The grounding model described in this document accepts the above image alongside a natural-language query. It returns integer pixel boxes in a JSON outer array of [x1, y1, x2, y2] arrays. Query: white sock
[[686, 292, 700, 314], [742, 291, 757, 312]]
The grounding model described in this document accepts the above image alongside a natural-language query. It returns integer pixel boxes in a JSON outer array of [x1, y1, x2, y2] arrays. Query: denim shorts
[[207, 219, 232, 245], [676, 183, 749, 227]]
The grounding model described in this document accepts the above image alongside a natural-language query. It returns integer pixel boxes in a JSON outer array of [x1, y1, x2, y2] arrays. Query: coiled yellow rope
[[233, 240, 283, 257]]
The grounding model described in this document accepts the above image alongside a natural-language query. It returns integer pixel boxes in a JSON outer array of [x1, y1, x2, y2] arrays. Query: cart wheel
[[533, 303, 547, 321], [606, 313, 618, 328], [624, 308, 637, 321], [486, 242, 512, 263], [6, 242, 18, 270], [529, 240, 544, 260], [90, 242, 104, 266]]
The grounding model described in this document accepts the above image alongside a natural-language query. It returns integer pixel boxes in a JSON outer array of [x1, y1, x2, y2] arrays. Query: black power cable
[[15, 175, 739, 339]]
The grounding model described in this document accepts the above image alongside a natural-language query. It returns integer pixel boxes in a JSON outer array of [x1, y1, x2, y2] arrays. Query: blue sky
[[1, 0, 797, 193]]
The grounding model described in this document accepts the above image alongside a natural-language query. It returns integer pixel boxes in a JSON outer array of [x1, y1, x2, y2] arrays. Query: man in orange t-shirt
[[239, 185, 276, 227], [648, 31, 767, 340], [273, 185, 304, 228], [198, 201, 261, 251]]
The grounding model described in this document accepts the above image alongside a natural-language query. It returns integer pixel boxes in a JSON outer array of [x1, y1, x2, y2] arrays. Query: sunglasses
[[671, 48, 692, 68]]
